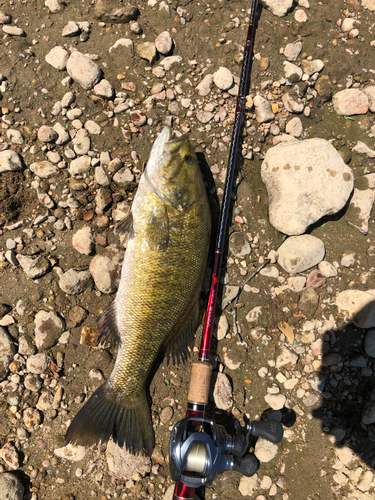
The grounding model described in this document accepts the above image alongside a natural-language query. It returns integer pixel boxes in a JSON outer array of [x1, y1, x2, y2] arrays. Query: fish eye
[[185, 155, 193, 164]]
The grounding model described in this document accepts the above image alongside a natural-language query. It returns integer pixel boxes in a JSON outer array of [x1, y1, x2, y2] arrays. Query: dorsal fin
[[97, 301, 121, 347]]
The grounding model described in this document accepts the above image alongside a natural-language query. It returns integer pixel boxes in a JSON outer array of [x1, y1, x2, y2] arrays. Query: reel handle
[[230, 453, 259, 477], [250, 419, 284, 444]]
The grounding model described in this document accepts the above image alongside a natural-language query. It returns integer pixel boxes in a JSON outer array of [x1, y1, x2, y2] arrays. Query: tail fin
[[65, 381, 154, 455]]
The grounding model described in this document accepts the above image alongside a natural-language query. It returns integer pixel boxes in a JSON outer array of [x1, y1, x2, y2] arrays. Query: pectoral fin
[[114, 212, 135, 244], [164, 297, 199, 364], [142, 205, 169, 251], [97, 301, 121, 347]]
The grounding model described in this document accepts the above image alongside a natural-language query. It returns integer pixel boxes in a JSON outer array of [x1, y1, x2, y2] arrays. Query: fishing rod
[[169, 0, 284, 498]]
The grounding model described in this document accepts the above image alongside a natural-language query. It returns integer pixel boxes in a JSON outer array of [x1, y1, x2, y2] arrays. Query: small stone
[[160, 406, 173, 424], [93, 79, 114, 99], [59, 268, 93, 295], [303, 394, 319, 406], [24, 373, 42, 392], [89, 244, 125, 293], [357, 471, 374, 492], [72, 129, 90, 155], [0, 443, 19, 469], [34, 310, 65, 350], [69, 155, 91, 175], [285, 117, 303, 137], [284, 42, 302, 61], [196, 111, 214, 124], [54, 122, 70, 145], [67, 51, 102, 90], [262, 0, 293, 17], [72, 226, 95, 255], [95, 166, 110, 186], [335, 446, 353, 465], [85, 120, 101, 135], [282, 93, 304, 113], [0, 150, 23, 173], [61, 91, 75, 107], [2, 26, 25, 36], [298, 288, 319, 318], [255, 438, 278, 462], [278, 235, 325, 273], [213, 371, 233, 410], [287, 276, 306, 292], [0, 327, 16, 382], [37, 125, 58, 143], [264, 393, 286, 410], [16, 254, 50, 278], [253, 95, 274, 123], [106, 439, 151, 478], [45, 0, 61, 13], [136, 42, 157, 63], [30, 161, 59, 178], [62, 21, 80, 37], [160, 55, 182, 71], [6, 129, 23, 145], [0, 473, 24, 500], [321, 353, 341, 366], [23, 407, 42, 427], [113, 167, 134, 184], [130, 110, 147, 127], [26, 353, 49, 374], [283, 61, 303, 82], [155, 31, 173, 54], [276, 346, 298, 369], [216, 314, 229, 340], [362, 402, 375, 425], [214, 67, 233, 91], [109, 38, 133, 56], [306, 270, 326, 288], [318, 260, 337, 277], [332, 89, 368, 115], [239, 474, 258, 496], [54, 444, 86, 462], [196, 74, 214, 96]]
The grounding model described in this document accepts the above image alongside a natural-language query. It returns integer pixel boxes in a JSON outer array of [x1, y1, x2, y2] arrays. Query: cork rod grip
[[187, 362, 212, 406]]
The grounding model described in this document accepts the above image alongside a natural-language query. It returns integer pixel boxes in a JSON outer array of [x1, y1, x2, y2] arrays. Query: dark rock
[[314, 75, 332, 103], [95, 0, 138, 23], [298, 288, 319, 318], [85, 350, 112, 371]]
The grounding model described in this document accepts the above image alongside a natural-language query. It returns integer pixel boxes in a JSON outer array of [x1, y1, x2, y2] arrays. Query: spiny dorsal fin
[[114, 212, 135, 243], [97, 301, 121, 347]]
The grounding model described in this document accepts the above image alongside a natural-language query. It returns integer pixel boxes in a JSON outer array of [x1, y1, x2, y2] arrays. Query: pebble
[[282, 93, 304, 113], [160, 55, 182, 71], [361, 402, 375, 425], [265, 393, 287, 409], [155, 31, 173, 54], [69, 155, 91, 175], [38, 125, 58, 143], [89, 244, 125, 293], [67, 51, 102, 90], [95, 166, 110, 186], [2, 26, 25, 36], [23, 407, 42, 427], [213, 371, 233, 410], [85, 120, 101, 135], [24, 373, 42, 392], [16, 254, 50, 278], [196, 111, 214, 124], [93, 79, 114, 99], [106, 439, 151, 478], [54, 444, 86, 462], [34, 310, 65, 350], [0, 472, 24, 500], [287, 276, 306, 292], [59, 268, 93, 295], [318, 260, 337, 277], [261, 138, 353, 235], [29, 160, 59, 178], [136, 41, 157, 63], [284, 42, 302, 61], [0, 150, 23, 173], [332, 89, 368, 115], [26, 352, 49, 374], [0, 443, 19, 469], [306, 270, 326, 288], [336, 289, 375, 328], [255, 438, 278, 462], [61, 91, 75, 107], [196, 74, 214, 96], [284, 61, 303, 82], [239, 474, 258, 496], [364, 329, 375, 357], [108, 38, 133, 56], [253, 95, 274, 123], [45, 0, 61, 13], [276, 346, 298, 369], [277, 235, 325, 273], [72, 226, 95, 255], [54, 122, 70, 144], [113, 167, 134, 184], [62, 21, 80, 37], [261, 0, 293, 17], [346, 186, 375, 235], [260, 266, 279, 278], [341, 252, 355, 267], [213, 67, 233, 91], [72, 129, 90, 155], [0, 327, 16, 382], [6, 129, 23, 145], [285, 117, 303, 137], [216, 314, 229, 340]]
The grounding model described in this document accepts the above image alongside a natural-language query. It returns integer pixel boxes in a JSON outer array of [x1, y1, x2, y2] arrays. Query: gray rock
[[336, 290, 375, 328], [276, 346, 298, 369], [69, 155, 91, 175], [302, 59, 324, 76], [108, 38, 133, 56], [3, 26, 25, 36], [89, 244, 125, 293], [0, 472, 24, 500], [34, 310, 65, 350], [67, 51, 102, 90], [212, 371, 233, 410], [346, 185, 375, 235], [61, 91, 75, 107], [0, 327, 15, 382], [196, 74, 214, 96], [26, 353, 49, 374], [85, 120, 101, 135], [95, 0, 138, 24], [265, 393, 286, 409], [318, 260, 337, 277], [155, 30, 173, 54], [221, 285, 240, 309], [229, 232, 251, 258], [262, 0, 293, 16], [160, 55, 182, 71], [0, 12, 12, 24], [363, 86, 375, 112], [282, 93, 304, 113], [213, 67, 233, 91], [196, 111, 214, 124], [29, 161, 59, 178], [93, 79, 114, 99], [72, 129, 90, 155], [37, 190, 55, 209], [45, 46, 69, 70], [72, 226, 95, 255], [6, 129, 23, 145], [106, 439, 151, 478], [59, 268, 93, 294], [0, 150, 23, 173], [261, 138, 354, 235], [95, 166, 110, 186], [16, 254, 50, 278], [285, 117, 303, 137], [24, 373, 42, 391], [284, 42, 302, 61], [277, 235, 325, 273], [255, 438, 278, 462], [62, 20, 80, 37], [362, 402, 375, 425], [113, 167, 134, 184], [5, 250, 18, 267], [45, 0, 61, 13], [283, 61, 303, 82], [238, 474, 258, 496]]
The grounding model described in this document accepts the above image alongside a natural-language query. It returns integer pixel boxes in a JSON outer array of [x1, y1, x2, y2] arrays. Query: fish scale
[[66, 126, 211, 454]]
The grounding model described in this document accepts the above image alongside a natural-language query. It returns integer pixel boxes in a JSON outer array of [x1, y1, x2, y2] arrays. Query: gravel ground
[[1, 0, 375, 499]]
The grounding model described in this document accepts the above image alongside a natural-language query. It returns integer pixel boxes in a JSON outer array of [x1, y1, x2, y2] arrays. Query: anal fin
[[97, 301, 121, 347]]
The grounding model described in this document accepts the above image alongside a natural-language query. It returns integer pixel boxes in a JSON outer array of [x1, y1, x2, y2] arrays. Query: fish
[[65, 126, 211, 454]]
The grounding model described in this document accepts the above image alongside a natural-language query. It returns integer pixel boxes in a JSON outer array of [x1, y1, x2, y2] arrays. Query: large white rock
[[0, 150, 23, 173], [261, 138, 354, 235], [45, 46, 69, 70], [336, 289, 375, 328], [277, 235, 325, 273]]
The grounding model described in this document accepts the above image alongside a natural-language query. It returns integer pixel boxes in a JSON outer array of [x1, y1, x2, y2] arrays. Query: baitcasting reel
[[169, 415, 283, 488]]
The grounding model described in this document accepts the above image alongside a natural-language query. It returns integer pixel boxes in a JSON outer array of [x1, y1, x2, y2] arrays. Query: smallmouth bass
[[66, 126, 211, 454]]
